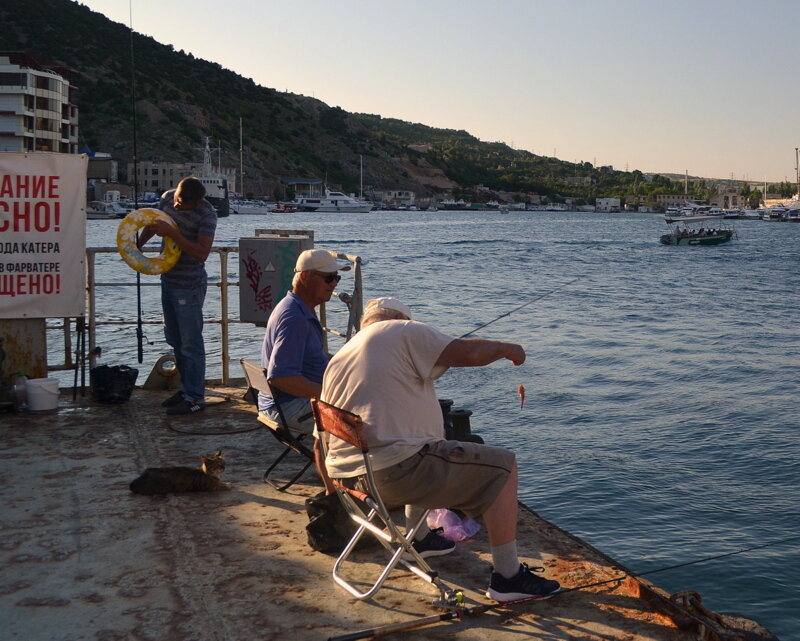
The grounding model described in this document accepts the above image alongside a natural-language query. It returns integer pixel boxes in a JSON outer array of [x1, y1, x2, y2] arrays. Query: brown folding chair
[[311, 398, 455, 602], [240, 358, 315, 491]]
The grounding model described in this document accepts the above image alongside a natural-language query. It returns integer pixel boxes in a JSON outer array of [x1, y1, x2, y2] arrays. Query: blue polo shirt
[[259, 291, 328, 412]]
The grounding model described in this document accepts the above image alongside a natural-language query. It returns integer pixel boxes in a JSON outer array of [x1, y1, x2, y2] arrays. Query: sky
[[78, 0, 800, 183]]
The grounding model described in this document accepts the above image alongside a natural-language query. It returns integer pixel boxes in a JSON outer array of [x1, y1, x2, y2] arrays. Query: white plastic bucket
[[25, 378, 60, 411]]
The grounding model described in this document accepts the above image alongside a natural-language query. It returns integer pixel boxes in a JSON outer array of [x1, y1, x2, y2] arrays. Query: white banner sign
[[0, 152, 88, 319]]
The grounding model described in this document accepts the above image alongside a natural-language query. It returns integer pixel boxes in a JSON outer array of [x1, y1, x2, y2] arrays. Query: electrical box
[[238, 231, 314, 325]]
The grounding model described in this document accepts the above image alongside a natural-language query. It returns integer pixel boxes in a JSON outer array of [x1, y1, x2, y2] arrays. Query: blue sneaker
[[404, 527, 456, 560], [487, 563, 561, 602]]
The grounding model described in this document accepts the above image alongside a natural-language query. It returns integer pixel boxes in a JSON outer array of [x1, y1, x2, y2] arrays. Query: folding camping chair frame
[[240, 358, 315, 491], [311, 398, 456, 603]]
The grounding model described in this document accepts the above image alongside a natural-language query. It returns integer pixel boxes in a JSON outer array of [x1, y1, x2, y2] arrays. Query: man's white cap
[[294, 249, 351, 273], [365, 297, 412, 320]]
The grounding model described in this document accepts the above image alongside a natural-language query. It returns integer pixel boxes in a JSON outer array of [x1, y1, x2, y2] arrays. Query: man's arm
[[435, 338, 525, 368], [269, 375, 321, 399], [313, 438, 336, 495], [145, 219, 214, 263]]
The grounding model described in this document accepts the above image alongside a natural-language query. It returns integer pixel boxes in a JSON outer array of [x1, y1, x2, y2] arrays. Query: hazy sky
[[79, 0, 799, 182]]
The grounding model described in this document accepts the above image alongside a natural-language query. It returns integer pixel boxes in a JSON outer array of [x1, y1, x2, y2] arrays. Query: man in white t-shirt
[[317, 297, 560, 602]]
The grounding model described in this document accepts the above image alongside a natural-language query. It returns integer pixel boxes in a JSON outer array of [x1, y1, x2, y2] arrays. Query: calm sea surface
[[77, 210, 799, 637]]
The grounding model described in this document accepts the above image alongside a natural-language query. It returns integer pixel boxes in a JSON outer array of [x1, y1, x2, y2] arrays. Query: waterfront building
[[654, 193, 695, 209], [373, 189, 416, 207], [709, 190, 749, 210], [595, 197, 621, 212], [0, 52, 79, 153]]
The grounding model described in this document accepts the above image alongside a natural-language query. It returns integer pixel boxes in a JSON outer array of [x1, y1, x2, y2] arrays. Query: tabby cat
[[129, 450, 229, 495]]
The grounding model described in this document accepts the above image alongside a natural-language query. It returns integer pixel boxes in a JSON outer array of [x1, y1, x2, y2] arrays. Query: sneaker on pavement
[[161, 391, 184, 408], [165, 398, 205, 415], [486, 563, 561, 602], [404, 527, 456, 560]]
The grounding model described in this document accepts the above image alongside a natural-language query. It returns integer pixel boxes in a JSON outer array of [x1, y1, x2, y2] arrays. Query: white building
[[373, 189, 416, 206], [595, 197, 621, 212], [0, 53, 79, 153]]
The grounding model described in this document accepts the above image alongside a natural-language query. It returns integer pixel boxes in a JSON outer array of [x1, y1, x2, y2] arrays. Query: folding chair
[[311, 398, 455, 603], [240, 358, 315, 491]]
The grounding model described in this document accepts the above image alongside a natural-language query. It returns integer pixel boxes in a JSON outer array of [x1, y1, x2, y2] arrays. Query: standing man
[[138, 176, 217, 415], [260, 248, 350, 488], [317, 297, 561, 601]]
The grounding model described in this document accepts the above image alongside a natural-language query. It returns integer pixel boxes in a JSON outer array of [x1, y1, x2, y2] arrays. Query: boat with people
[[292, 188, 373, 213], [660, 215, 736, 246]]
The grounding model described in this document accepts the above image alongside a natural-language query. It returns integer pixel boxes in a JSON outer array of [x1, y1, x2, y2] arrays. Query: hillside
[[4, 0, 780, 204]]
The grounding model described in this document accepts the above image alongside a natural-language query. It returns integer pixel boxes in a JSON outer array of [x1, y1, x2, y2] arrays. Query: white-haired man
[[260, 248, 349, 489], [316, 297, 560, 602]]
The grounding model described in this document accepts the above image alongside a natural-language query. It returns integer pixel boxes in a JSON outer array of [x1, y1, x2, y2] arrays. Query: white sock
[[405, 505, 430, 542], [491, 541, 520, 579]]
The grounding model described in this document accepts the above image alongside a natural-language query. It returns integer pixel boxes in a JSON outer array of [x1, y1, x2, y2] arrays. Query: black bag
[[90, 365, 139, 404], [305, 491, 356, 553]]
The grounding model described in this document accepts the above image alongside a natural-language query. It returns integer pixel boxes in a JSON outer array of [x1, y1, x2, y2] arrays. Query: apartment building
[[0, 52, 79, 153]]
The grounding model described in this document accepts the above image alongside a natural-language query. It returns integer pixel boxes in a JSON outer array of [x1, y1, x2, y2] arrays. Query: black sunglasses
[[314, 271, 341, 284]]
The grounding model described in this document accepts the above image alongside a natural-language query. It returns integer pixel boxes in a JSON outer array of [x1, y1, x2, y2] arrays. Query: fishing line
[[459, 277, 580, 339], [327, 533, 800, 641], [128, 1, 144, 364]]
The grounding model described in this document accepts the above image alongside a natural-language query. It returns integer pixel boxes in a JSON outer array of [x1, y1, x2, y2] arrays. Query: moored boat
[[292, 189, 373, 213], [230, 199, 276, 215], [196, 137, 230, 217]]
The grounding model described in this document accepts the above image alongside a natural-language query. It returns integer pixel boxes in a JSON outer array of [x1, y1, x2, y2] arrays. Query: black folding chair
[[240, 358, 315, 491]]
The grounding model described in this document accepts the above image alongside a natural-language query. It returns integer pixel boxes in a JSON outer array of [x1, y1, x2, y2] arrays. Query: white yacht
[[293, 189, 373, 213]]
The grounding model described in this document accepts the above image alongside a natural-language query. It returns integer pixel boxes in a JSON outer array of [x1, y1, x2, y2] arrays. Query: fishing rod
[[327, 533, 800, 641], [128, 1, 144, 364], [459, 277, 580, 339]]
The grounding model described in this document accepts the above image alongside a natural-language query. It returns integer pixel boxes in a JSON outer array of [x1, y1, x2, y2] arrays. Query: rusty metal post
[[0, 318, 48, 379]]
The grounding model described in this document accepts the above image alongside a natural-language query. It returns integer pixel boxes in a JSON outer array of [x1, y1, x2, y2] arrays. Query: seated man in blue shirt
[[259, 248, 350, 487]]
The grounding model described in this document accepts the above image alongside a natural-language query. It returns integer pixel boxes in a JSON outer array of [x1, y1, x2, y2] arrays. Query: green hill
[[1, 0, 746, 204]]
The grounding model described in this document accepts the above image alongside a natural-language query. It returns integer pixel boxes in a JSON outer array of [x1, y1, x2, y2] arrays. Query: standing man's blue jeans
[[161, 277, 207, 403]]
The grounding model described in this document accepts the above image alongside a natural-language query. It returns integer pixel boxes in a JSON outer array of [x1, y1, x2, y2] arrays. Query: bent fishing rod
[[459, 277, 580, 339]]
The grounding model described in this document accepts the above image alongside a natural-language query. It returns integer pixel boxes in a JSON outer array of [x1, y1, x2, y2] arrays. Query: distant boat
[[660, 216, 736, 246], [196, 137, 230, 217], [86, 201, 124, 220], [230, 199, 276, 215], [292, 188, 373, 213], [439, 199, 468, 210], [762, 205, 786, 221]]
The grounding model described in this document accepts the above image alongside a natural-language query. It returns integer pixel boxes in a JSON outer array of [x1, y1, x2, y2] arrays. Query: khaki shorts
[[361, 440, 515, 518]]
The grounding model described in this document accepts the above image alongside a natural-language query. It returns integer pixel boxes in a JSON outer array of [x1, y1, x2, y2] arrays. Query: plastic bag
[[427, 508, 481, 541]]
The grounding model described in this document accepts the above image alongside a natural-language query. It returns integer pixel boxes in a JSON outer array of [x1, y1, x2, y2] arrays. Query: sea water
[[77, 210, 798, 637]]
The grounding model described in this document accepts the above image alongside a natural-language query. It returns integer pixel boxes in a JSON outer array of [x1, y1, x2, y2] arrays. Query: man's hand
[[146, 219, 177, 239], [505, 344, 525, 366]]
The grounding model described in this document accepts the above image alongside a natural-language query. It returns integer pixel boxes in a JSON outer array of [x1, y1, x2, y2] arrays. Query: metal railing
[[46, 243, 363, 386]]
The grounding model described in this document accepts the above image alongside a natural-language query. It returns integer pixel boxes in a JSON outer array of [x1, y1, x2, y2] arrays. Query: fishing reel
[[433, 588, 464, 609]]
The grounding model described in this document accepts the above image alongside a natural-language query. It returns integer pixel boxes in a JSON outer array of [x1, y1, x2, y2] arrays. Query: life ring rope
[[117, 208, 182, 275]]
